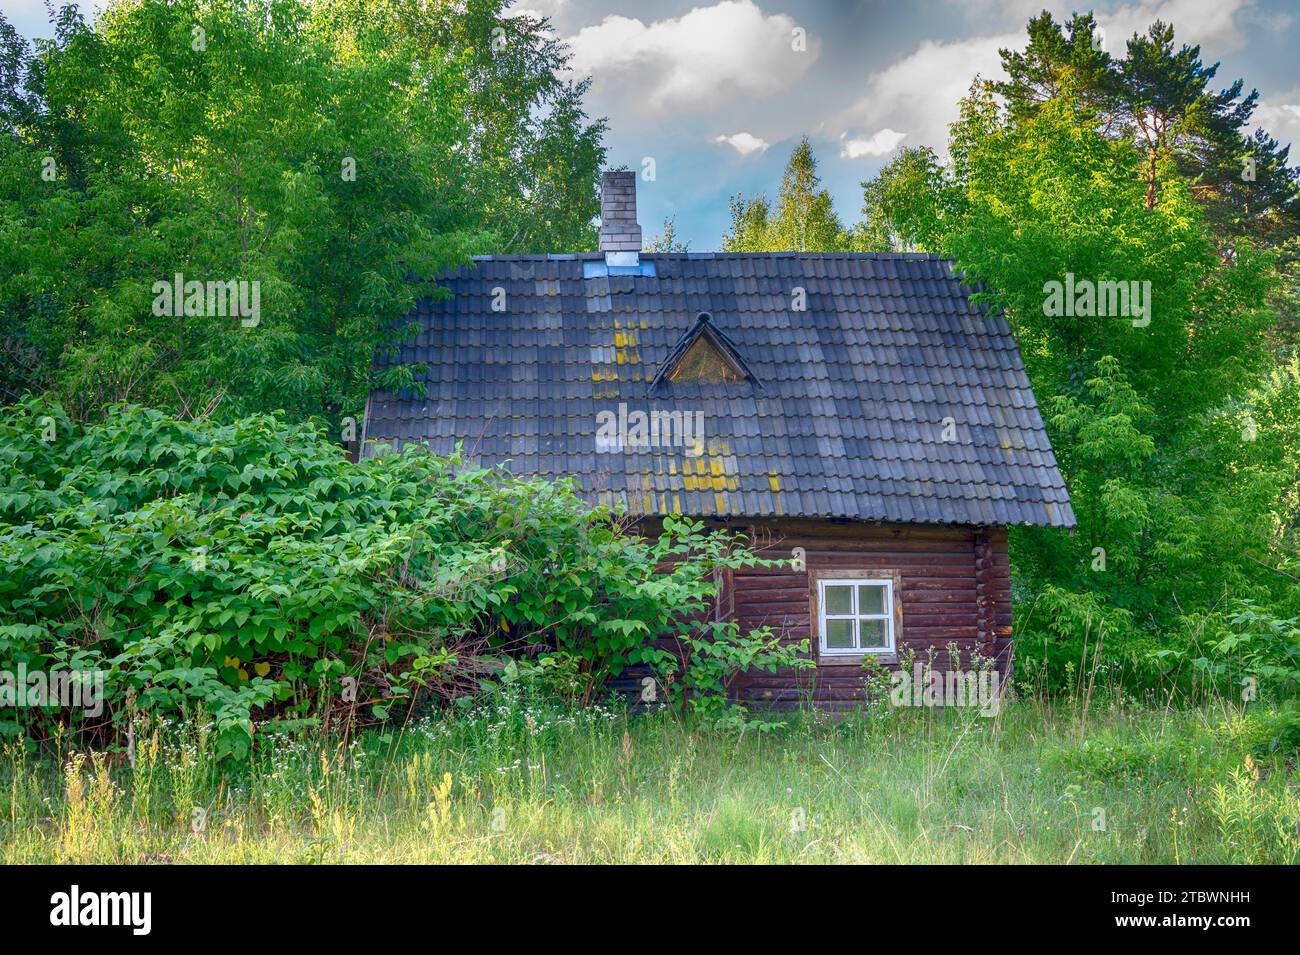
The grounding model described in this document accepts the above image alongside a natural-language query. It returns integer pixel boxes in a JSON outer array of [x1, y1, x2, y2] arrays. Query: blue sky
[[8, 0, 1300, 250]]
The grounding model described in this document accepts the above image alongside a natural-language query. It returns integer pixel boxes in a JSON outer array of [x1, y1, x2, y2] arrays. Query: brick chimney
[[599, 170, 642, 265]]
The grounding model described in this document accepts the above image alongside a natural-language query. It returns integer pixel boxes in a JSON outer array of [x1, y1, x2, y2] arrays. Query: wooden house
[[362, 171, 1074, 704]]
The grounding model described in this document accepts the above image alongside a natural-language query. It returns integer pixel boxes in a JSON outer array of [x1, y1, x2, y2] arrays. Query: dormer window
[[650, 312, 757, 391], [669, 330, 746, 383]]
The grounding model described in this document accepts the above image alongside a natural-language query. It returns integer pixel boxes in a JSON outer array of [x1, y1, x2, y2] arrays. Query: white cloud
[[837, 33, 1016, 156], [1254, 89, 1300, 150], [1100, 0, 1254, 53], [1239, 2, 1294, 34], [840, 129, 907, 159], [838, 0, 1262, 159], [943, 0, 1066, 28], [505, 0, 571, 22], [714, 132, 770, 155], [945, 0, 1255, 49], [566, 0, 819, 111]]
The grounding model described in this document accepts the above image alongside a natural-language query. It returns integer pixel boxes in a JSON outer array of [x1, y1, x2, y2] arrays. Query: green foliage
[[645, 217, 690, 253], [723, 138, 851, 252], [500, 515, 812, 728], [660, 618, 811, 729], [0, 401, 789, 758], [1151, 600, 1300, 700], [1237, 703, 1300, 760], [1039, 706, 1299, 836], [0, 0, 605, 423], [991, 12, 1300, 344], [994, 12, 1300, 242], [853, 147, 945, 253], [1043, 730, 1218, 787], [0, 0, 475, 421], [317, 0, 607, 254], [882, 76, 1295, 695]]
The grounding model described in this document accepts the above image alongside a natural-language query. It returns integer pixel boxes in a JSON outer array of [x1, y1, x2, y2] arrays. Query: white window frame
[[817, 577, 896, 656]]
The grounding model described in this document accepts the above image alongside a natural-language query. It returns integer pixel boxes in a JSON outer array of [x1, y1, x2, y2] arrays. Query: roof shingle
[[363, 252, 1075, 527]]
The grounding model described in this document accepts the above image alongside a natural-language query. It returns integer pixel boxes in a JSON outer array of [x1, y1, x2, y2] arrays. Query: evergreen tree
[[994, 13, 1299, 236], [768, 138, 848, 251]]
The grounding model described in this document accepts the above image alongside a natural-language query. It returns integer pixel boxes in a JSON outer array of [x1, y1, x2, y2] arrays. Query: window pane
[[824, 619, 854, 649], [824, 585, 853, 615], [858, 584, 886, 615], [859, 619, 888, 649]]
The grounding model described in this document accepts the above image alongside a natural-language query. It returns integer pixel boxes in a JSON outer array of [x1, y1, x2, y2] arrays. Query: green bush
[[0, 401, 802, 758], [1234, 703, 1300, 760], [1148, 600, 1300, 702]]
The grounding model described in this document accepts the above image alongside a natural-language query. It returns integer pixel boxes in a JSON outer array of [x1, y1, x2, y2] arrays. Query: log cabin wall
[[720, 519, 1012, 709]]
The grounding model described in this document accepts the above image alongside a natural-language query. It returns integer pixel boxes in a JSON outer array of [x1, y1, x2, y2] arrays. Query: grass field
[[3, 694, 1298, 864]]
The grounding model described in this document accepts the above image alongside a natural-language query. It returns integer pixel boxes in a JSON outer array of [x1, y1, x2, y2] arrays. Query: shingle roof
[[363, 252, 1075, 528]]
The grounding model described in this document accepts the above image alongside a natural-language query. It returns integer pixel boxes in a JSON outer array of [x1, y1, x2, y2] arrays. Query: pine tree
[[994, 13, 1299, 236]]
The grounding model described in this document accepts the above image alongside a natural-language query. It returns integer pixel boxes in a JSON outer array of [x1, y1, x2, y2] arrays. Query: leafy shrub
[[1012, 584, 1143, 696], [1149, 600, 1300, 702], [1224, 703, 1300, 761], [0, 401, 800, 758]]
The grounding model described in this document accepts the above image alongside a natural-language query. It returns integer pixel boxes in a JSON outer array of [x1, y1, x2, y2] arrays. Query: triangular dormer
[[650, 312, 758, 392]]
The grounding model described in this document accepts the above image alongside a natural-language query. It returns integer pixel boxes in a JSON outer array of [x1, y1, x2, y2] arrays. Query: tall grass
[[2, 694, 1297, 864]]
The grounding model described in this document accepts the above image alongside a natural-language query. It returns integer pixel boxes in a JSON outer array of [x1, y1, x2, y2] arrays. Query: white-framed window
[[817, 577, 895, 656]]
